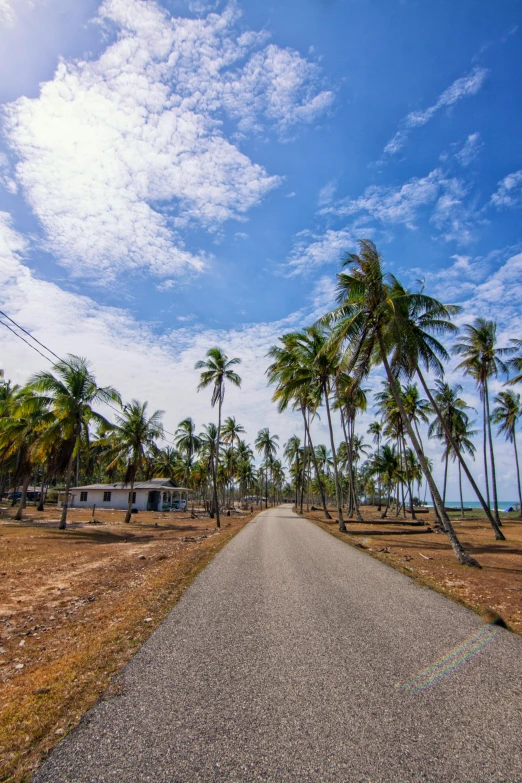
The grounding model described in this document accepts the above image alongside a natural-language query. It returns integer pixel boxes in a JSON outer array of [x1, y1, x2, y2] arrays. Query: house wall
[[70, 489, 148, 511]]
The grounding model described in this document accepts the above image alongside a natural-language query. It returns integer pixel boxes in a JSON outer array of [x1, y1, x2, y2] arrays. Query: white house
[[66, 478, 191, 512]]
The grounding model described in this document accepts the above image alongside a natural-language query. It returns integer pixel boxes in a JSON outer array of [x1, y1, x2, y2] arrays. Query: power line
[[0, 312, 183, 445]]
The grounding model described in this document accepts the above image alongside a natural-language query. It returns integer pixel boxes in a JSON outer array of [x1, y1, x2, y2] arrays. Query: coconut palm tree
[[448, 417, 477, 518], [322, 239, 479, 565], [368, 443, 402, 519], [382, 280, 504, 538], [284, 435, 303, 510], [368, 421, 384, 509], [427, 382, 473, 506], [453, 319, 509, 526], [28, 356, 121, 529], [222, 416, 246, 448], [0, 393, 54, 520], [266, 335, 332, 519], [102, 400, 164, 523], [195, 348, 241, 528], [174, 418, 201, 485], [153, 445, 183, 485], [492, 390, 522, 517], [255, 428, 279, 508], [506, 339, 522, 386]]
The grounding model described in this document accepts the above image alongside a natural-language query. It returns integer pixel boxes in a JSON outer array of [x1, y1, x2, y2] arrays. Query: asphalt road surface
[[34, 505, 522, 783]]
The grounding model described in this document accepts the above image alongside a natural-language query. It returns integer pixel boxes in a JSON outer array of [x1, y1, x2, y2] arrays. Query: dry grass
[[0, 503, 258, 783], [303, 506, 522, 636]]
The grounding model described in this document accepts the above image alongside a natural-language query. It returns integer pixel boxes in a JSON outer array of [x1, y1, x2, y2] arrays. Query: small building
[[66, 478, 191, 512]]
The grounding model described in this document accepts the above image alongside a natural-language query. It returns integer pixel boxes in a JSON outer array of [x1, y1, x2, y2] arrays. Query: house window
[[129, 491, 136, 503], [80, 491, 88, 502], [103, 491, 112, 502]]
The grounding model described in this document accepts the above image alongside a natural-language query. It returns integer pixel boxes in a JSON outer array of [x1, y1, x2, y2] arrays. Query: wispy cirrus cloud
[[381, 66, 488, 159], [3, 0, 332, 282], [286, 227, 356, 276], [490, 170, 522, 209]]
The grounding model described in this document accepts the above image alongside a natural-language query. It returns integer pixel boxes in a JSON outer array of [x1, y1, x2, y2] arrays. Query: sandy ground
[[303, 505, 522, 636], [0, 503, 258, 783]]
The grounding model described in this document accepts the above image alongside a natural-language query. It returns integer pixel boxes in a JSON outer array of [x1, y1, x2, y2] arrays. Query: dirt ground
[[303, 505, 522, 637], [0, 503, 259, 783]]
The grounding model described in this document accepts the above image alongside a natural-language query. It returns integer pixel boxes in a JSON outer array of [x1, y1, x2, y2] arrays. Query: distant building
[[65, 478, 191, 512]]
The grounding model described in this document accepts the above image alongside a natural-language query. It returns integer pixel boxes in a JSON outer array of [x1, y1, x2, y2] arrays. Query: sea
[[440, 501, 519, 510]]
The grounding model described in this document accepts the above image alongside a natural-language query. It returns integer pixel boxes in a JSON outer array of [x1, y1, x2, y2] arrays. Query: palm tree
[[427, 382, 473, 506], [368, 443, 402, 518], [28, 356, 121, 529], [449, 417, 477, 518], [453, 319, 509, 526], [284, 435, 303, 510], [322, 239, 479, 565], [266, 335, 332, 519], [102, 400, 164, 523], [506, 338, 522, 386], [221, 416, 246, 448], [195, 348, 242, 528], [255, 428, 279, 508], [383, 282, 504, 538], [368, 421, 383, 509], [154, 445, 183, 485], [0, 393, 53, 520], [492, 390, 522, 517], [174, 418, 201, 485]]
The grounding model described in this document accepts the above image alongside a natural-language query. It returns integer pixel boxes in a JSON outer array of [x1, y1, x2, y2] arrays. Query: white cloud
[[382, 66, 488, 157], [4, 0, 331, 282], [287, 227, 355, 276], [454, 132, 483, 166], [317, 180, 336, 207], [0, 213, 313, 453], [490, 170, 522, 209]]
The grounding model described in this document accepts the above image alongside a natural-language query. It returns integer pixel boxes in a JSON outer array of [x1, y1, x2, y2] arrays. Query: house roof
[[70, 479, 191, 492]]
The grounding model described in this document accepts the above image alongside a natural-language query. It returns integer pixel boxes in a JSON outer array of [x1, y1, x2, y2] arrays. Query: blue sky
[[1, 0, 521, 499]]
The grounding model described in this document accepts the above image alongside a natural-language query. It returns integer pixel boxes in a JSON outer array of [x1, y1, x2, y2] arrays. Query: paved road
[[34, 506, 522, 783]]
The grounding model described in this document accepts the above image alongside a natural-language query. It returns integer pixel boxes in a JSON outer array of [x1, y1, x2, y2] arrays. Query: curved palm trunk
[[485, 381, 501, 525], [301, 407, 331, 519], [323, 381, 345, 532], [442, 450, 449, 507], [417, 369, 504, 540], [513, 423, 522, 519], [14, 473, 30, 521], [378, 331, 480, 567]]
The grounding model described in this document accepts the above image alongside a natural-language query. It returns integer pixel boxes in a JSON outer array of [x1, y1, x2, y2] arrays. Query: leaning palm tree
[[255, 428, 279, 508], [195, 348, 241, 528], [102, 400, 164, 523], [368, 421, 384, 510], [28, 356, 121, 529], [453, 319, 509, 526], [492, 390, 522, 517], [322, 239, 479, 565]]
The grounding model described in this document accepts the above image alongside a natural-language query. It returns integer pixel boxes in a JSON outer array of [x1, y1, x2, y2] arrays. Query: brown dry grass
[[303, 505, 522, 636], [0, 503, 259, 783]]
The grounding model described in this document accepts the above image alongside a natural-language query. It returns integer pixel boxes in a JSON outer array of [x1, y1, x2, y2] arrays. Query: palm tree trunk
[[323, 381, 345, 532], [485, 380, 501, 525], [401, 434, 416, 520], [417, 368, 505, 540], [339, 407, 360, 520], [14, 473, 30, 521], [301, 407, 331, 519], [214, 397, 222, 528], [60, 448, 75, 529], [512, 423, 522, 518], [443, 451, 449, 507], [376, 434, 382, 511], [124, 469, 136, 524], [378, 331, 480, 566], [37, 475, 46, 511], [459, 462, 465, 518], [482, 398, 491, 510]]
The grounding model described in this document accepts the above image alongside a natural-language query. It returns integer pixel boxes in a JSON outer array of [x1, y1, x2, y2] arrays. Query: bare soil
[[303, 505, 522, 637], [0, 503, 259, 783]]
